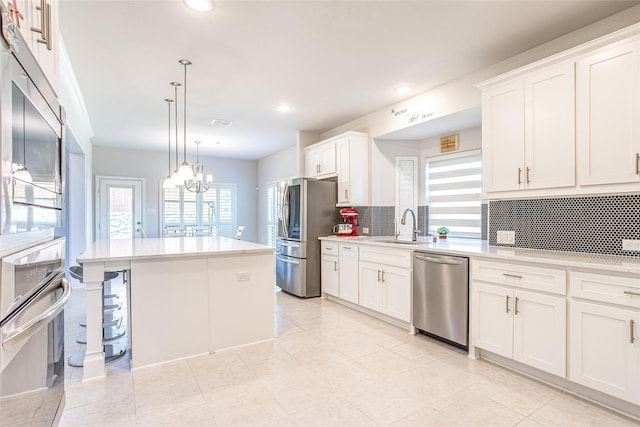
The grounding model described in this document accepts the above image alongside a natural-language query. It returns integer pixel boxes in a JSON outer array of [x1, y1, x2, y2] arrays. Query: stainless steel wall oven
[[0, 238, 69, 425], [0, 26, 63, 239]]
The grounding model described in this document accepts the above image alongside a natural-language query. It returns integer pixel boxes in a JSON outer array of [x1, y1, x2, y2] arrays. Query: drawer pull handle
[[503, 273, 522, 279], [631, 320, 636, 344], [505, 295, 510, 314], [624, 291, 640, 297], [515, 297, 519, 315]]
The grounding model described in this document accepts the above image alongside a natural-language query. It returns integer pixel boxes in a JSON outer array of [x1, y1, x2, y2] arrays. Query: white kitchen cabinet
[[577, 38, 640, 187], [336, 132, 369, 206], [569, 271, 640, 404], [321, 242, 339, 297], [359, 261, 411, 322], [471, 260, 566, 377], [305, 141, 336, 179], [359, 245, 411, 322], [13, 0, 58, 93], [481, 61, 575, 193], [338, 244, 359, 304], [570, 300, 640, 403]]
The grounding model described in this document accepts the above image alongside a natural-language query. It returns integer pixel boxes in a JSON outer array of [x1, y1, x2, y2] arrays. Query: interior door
[[96, 177, 143, 240]]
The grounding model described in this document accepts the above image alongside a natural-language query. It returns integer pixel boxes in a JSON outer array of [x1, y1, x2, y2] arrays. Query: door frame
[[95, 175, 146, 240]]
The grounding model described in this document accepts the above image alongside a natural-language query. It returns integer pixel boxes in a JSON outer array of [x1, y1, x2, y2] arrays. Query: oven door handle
[[2, 274, 70, 349]]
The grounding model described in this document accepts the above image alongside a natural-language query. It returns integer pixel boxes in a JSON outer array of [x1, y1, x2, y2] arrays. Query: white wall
[[92, 146, 259, 242], [256, 145, 297, 245], [315, 7, 640, 209]]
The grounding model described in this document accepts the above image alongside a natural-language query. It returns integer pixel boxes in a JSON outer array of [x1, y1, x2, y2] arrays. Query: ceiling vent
[[210, 119, 233, 127]]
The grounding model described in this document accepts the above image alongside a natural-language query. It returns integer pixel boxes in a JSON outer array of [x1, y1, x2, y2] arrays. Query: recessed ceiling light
[[395, 86, 411, 95], [184, 0, 215, 12], [277, 104, 293, 113]]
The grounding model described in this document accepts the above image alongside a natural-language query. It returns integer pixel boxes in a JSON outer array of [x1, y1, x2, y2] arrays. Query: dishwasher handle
[[414, 254, 465, 265]]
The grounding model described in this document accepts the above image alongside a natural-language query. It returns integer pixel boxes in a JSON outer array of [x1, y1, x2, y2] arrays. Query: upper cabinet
[[305, 141, 336, 179], [13, 0, 59, 93], [336, 132, 368, 206], [480, 24, 640, 199], [305, 131, 369, 206], [576, 38, 640, 187], [482, 62, 575, 194]]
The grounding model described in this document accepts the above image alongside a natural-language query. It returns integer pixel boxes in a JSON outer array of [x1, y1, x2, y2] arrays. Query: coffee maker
[[334, 208, 358, 236]]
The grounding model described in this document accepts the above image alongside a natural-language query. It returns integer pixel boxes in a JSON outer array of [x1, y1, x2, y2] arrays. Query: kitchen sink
[[379, 239, 424, 245]]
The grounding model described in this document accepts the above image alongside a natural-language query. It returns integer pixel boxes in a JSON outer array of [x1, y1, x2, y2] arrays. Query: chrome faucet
[[401, 208, 420, 241]]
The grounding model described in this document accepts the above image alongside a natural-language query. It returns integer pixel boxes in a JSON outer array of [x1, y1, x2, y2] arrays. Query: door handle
[[631, 320, 636, 344], [414, 255, 464, 265], [514, 297, 519, 315], [517, 168, 522, 185], [506, 295, 510, 313], [526, 167, 530, 184], [333, 261, 338, 271], [636, 153, 639, 175], [2, 274, 70, 349], [277, 255, 300, 265], [377, 270, 381, 282], [381, 270, 385, 283]]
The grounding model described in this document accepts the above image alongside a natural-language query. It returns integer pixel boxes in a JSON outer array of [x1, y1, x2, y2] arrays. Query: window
[[425, 150, 482, 238], [266, 181, 279, 247], [161, 183, 236, 237]]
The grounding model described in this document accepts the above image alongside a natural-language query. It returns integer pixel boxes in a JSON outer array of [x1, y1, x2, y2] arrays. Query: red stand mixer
[[334, 208, 358, 236]]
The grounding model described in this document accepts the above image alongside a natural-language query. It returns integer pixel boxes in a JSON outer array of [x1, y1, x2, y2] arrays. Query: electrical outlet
[[236, 272, 251, 282], [496, 230, 515, 245], [362, 227, 369, 234], [622, 239, 640, 252]]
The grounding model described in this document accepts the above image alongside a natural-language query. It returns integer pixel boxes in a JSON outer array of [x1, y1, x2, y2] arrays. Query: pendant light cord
[[180, 60, 192, 163], [165, 98, 173, 174], [172, 82, 181, 170]]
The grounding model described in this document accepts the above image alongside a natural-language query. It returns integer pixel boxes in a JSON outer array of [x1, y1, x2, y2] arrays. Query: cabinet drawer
[[321, 241, 339, 255], [570, 271, 640, 308], [360, 245, 411, 268], [472, 260, 566, 295]]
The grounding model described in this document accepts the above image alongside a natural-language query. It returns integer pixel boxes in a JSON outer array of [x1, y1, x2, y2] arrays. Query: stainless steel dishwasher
[[413, 252, 469, 349]]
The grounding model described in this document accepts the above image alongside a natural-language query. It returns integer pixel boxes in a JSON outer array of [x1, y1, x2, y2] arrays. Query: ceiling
[[58, 0, 639, 160]]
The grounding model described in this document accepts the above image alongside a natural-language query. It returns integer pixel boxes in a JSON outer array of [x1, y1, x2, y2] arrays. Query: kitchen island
[[77, 237, 275, 381]]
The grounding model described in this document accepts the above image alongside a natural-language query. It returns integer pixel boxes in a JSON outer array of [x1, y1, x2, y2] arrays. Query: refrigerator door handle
[[277, 254, 300, 265], [283, 183, 290, 238]]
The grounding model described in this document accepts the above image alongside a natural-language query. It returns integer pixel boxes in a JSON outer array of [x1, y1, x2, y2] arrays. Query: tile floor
[[60, 280, 639, 426]]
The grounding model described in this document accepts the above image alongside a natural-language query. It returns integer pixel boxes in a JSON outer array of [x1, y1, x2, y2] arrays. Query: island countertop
[[77, 236, 274, 263]]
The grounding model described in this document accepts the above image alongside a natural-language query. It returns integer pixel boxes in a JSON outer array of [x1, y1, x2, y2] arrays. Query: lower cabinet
[[471, 260, 567, 377], [359, 261, 411, 322], [569, 271, 640, 404], [338, 244, 359, 304], [321, 253, 339, 297]]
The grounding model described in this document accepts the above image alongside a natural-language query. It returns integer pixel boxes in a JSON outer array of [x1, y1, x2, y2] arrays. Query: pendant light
[[184, 140, 213, 193], [162, 98, 175, 189], [177, 59, 194, 182], [170, 81, 183, 186]]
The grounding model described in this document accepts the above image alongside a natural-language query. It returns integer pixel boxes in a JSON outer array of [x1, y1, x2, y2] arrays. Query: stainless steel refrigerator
[[276, 178, 337, 297]]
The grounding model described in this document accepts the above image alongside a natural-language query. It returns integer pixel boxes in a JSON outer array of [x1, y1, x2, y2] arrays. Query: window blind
[[426, 151, 482, 238]]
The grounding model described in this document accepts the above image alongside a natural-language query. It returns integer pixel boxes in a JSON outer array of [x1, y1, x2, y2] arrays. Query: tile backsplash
[[489, 194, 640, 256]]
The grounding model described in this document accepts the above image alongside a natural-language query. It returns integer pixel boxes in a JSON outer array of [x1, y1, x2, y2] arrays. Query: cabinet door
[[570, 300, 640, 403], [382, 266, 411, 322], [512, 290, 566, 377], [577, 39, 640, 186], [337, 138, 350, 204], [482, 81, 525, 192], [524, 62, 575, 190], [321, 254, 339, 297], [305, 148, 321, 178], [338, 245, 359, 304], [359, 261, 383, 312], [471, 282, 513, 358], [319, 143, 336, 177]]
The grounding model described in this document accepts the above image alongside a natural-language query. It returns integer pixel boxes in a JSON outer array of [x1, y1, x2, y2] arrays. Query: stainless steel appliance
[[0, 21, 64, 246], [413, 251, 469, 349], [0, 238, 69, 425], [276, 178, 336, 297]]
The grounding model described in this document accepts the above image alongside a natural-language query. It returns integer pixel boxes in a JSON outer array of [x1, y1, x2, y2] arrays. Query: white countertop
[[319, 236, 640, 274], [77, 236, 274, 264]]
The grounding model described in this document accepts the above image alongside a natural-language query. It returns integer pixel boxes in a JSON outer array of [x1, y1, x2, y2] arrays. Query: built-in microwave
[[0, 29, 63, 238]]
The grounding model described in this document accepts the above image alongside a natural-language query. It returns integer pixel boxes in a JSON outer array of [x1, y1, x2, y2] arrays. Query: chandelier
[[184, 140, 213, 193]]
